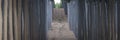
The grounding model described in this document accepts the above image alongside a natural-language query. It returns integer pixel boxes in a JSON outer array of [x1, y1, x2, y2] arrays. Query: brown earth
[[47, 8, 77, 40]]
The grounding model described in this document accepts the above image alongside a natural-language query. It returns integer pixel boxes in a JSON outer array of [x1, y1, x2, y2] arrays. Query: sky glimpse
[[54, 0, 61, 4]]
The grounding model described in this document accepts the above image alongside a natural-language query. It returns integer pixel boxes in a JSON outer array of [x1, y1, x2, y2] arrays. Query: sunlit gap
[[54, 0, 61, 4]]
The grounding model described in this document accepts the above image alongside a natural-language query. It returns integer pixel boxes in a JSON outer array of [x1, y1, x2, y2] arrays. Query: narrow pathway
[[48, 21, 76, 40], [47, 8, 76, 40]]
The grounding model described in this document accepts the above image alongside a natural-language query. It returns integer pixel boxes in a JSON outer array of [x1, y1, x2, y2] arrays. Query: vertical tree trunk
[[0, 0, 2, 40]]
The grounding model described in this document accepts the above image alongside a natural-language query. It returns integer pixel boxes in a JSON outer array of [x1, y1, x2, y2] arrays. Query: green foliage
[[54, 2, 62, 8]]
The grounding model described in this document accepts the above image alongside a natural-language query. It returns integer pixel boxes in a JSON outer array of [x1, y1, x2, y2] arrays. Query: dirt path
[[47, 8, 76, 40], [48, 21, 76, 40]]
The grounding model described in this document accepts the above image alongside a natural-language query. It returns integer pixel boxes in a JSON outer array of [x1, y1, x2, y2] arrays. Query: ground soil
[[47, 8, 77, 40]]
